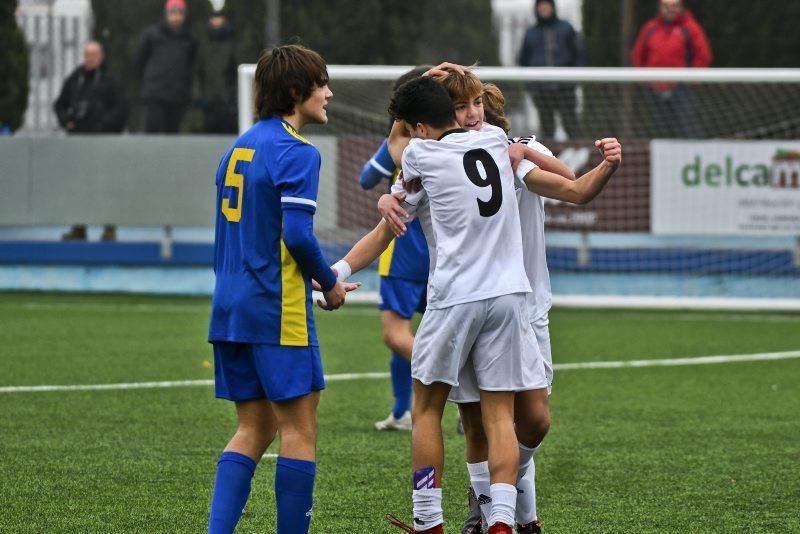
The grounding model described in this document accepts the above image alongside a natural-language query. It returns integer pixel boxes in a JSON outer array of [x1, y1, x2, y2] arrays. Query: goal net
[[238, 65, 800, 310]]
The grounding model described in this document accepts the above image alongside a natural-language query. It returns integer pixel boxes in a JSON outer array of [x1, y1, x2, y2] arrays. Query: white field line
[[8, 302, 800, 322], [10, 302, 381, 316], [1, 351, 798, 394], [554, 350, 800, 370]]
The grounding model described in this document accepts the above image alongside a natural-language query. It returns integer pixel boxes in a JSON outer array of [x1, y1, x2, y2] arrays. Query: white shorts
[[448, 310, 550, 404], [412, 293, 546, 398], [532, 314, 553, 393]]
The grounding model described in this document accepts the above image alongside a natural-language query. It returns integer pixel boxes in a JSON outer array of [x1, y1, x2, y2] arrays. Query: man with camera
[[53, 40, 127, 241], [54, 41, 127, 135]]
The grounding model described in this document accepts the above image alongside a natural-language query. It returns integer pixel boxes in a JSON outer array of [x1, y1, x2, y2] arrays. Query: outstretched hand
[[311, 278, 361, 293], [595, 138, 622, 168], [316, 280, 348, 311]]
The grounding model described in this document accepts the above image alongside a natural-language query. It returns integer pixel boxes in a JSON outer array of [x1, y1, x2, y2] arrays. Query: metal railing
[[15, 4, 91, 133]]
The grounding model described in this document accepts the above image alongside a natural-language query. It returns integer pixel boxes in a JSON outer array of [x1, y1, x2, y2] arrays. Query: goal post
[[238, 65, 800, 310], [238, 65, 800, 133]]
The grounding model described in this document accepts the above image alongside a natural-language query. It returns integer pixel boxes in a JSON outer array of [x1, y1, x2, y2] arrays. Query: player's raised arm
[[519, 138, 622, 205], [359, 138, 395, 190], [387, 119, 411, 167], [522, 144, 575, 180]]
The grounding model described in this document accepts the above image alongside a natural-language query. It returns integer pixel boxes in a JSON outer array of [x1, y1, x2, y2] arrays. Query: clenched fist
[[595, 138, 622, 168]]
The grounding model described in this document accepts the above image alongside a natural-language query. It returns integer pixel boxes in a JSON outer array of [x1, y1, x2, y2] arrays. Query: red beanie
[[165, 0, 186, 11]]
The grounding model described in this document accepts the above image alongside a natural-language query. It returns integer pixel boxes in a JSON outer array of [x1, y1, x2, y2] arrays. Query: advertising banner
[[652, 141, 800, 235], [338, 137, 652, 233], [543, 140, 650, 232]]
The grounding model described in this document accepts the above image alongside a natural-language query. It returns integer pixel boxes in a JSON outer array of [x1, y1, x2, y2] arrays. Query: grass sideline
[[1, 292, 799, 532]]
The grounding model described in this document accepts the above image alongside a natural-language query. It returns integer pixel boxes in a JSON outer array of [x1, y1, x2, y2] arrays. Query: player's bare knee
[[279, 422, 317, 448], [381, 329, 401, 352], [515, 411, 550, 448], [232, 425, 276, 455]]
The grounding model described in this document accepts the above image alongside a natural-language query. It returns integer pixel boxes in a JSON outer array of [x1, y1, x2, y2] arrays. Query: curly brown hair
[[482, 82, 510, 132]]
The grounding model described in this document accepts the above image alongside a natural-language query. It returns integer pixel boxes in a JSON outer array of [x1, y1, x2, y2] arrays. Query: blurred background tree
[[0, 0, 30, 133]]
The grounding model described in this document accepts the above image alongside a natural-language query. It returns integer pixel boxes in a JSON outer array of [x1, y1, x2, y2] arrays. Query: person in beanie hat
[[517, 0, 585, 140], [134, 0, 196, 133]]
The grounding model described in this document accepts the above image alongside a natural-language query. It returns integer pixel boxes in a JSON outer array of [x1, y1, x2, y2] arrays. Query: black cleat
[[517, 518, 543, 533], [461, 486, 485, 534]]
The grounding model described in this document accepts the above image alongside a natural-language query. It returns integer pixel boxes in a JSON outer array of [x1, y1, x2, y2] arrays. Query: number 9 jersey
[[209, 117, 323, 347], [393, 123, 531, 310]]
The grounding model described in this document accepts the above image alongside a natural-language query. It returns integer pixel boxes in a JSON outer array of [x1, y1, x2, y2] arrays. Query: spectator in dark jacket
[[54, 40, 126, 242], [197, 11, 238, 134], [135, 0, 197, 133], [631, 0, 712, 137], [54, 41, 127, 134], [517, 0, 585, 139]]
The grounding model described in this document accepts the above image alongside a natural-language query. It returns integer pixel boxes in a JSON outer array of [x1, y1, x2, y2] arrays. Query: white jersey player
[[377, 70, 622, 534], [329, 76, 544, 534]]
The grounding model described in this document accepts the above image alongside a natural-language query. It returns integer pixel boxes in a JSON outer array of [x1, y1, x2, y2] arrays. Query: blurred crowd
[[53, 0, 238, 136], [518, 0, 711, 140], [54, 0, 711, 140]]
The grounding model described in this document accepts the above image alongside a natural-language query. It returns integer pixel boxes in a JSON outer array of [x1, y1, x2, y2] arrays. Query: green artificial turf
[[1, 292, 798, 532]]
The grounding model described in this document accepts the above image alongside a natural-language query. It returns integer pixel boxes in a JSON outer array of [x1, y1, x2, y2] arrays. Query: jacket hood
[[208, 20, 234, 41], [535, 0, 557, 23]]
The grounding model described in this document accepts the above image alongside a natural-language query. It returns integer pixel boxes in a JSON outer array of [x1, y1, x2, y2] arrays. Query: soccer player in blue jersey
[[358, 66, 430, 432], [206, 44, 354, 534]]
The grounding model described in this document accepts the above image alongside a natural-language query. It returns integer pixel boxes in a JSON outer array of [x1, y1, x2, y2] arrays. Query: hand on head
[[423, 62, 467, 80]]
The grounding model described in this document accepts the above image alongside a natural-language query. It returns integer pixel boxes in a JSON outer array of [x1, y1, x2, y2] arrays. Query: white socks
[[467, 461, 492, 520], [412, 488, 443, 530], [489, 483, 517, 527], [516, 443, 538, 525]]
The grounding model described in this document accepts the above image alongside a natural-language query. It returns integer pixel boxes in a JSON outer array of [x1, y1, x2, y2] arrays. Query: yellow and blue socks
[[208, 451, 257, 534], [275, 456, 316, 534], [390, 353, 412, 419]]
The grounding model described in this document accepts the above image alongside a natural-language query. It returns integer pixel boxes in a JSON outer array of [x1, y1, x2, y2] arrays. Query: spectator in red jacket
[[631, 0, 712, 138]]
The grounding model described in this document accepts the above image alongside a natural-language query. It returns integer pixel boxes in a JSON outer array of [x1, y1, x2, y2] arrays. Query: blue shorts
[[213, 342, 325, 402], [378, 276, 427, 319]]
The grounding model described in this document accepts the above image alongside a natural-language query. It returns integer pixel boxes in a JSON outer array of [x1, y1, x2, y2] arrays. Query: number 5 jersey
[[209, 117, 324, 346]]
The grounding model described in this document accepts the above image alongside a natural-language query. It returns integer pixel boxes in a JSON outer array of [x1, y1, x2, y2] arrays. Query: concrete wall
[[0, 135, 339, 229]]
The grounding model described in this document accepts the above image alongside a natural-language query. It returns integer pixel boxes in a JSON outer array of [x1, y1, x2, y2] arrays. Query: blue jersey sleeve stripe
[[282, 197, 317, 208], [369, 157, 393, 177]]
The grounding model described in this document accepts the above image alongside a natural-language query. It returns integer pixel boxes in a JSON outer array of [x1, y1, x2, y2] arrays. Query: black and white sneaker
[[461, 486, 485, 534]]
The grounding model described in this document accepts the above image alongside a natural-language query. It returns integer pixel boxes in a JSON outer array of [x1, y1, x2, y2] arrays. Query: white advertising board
[[651, 140, 800, 235]]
